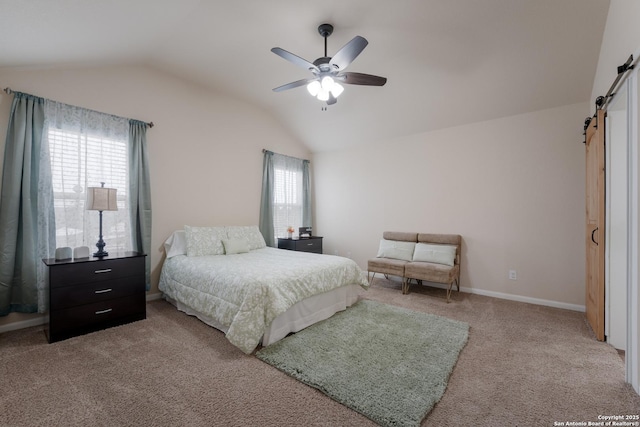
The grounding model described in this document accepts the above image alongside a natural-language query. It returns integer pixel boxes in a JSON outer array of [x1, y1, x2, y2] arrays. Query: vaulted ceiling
[[0, 0, 610, 151]]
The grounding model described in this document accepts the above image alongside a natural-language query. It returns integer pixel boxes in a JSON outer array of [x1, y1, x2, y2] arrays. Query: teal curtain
[[0, 92, 55, 316], [259, 150, 275, 247], [128, 120, 152, 290], [302, 159, 311, 228]]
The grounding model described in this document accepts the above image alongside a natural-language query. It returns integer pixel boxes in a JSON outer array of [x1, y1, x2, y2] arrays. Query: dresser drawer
[[50, 275, 144, 310], [296, 239, 322, 253], [49, 294, 145, 337], [49, 256, 145, 288]]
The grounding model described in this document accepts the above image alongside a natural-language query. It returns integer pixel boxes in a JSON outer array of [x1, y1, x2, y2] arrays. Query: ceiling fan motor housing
[[313, 57, 334, 70], [318, 23, 334, 38]]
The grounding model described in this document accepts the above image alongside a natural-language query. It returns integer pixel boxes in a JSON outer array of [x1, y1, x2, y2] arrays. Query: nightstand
[[43, 252, 146, 343], [277, 236, 323, 254]]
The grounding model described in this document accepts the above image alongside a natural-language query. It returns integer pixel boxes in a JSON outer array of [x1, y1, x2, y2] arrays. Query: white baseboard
[[372, 273, 588, 312], [146, 292, 163, 302], [411, 281, 586, 312], [0, 315, 47, 334], [458, 286, 585, 312]]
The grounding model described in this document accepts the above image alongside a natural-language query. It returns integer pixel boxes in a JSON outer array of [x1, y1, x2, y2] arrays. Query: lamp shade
[[86, 186, 118, 211]]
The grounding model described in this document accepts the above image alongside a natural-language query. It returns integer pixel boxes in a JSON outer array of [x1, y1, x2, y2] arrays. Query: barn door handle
[[591, 227, 599, 245]]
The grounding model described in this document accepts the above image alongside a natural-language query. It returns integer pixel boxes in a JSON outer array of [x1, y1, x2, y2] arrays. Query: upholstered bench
[[367, 231, 462, 302]]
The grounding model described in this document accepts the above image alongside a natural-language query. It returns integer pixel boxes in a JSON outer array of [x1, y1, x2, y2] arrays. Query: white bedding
[[158, 246, 368, 354]]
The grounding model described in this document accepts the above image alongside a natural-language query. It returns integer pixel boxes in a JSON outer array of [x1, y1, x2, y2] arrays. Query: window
[[48, 127, 132, 253], [273, 166, 303, 238], [260, 151, 311, 246]]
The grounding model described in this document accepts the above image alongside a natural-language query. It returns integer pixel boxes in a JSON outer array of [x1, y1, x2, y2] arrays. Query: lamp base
[[94, 234, 108, 258], [93, 250, 109, 258]]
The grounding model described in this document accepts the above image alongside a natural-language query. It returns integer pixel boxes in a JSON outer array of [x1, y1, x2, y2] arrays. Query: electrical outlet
[[508, 270, 517, 280], [347, 251, 352, 258]]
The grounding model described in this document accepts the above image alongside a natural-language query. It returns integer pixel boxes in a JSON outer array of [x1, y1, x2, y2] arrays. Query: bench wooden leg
[[402, 278, 409, 294], [446, 278, 460, 303]]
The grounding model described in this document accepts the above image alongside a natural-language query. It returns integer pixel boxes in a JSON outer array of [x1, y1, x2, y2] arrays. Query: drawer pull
[[94, 268, 112, 274], [95, 308, 113, 315], [307, 243, 314, 246], [94, 288, 113, 294]]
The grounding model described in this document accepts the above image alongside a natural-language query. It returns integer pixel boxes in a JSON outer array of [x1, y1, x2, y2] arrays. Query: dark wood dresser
[[43, 252, 146, 343], [277, 236, 323, 254]]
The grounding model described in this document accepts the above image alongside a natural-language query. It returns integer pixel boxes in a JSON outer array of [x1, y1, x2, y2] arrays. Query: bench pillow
[[413, 243, 456, 266], [376, 239, 416, 261]]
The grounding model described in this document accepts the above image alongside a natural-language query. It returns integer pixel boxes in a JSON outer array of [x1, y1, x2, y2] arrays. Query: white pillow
[[222, 238, 250, 255], [225, 225, 266, 250], [376, 239, 416, 261], [163, 230, 187, 258], [413, 243, 456, 266], [184, 226, 227, 256]]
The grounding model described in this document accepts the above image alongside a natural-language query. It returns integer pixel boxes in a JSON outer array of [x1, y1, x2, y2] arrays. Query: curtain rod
[[262, 149, 309, 163], [3, 86, 154, 128]]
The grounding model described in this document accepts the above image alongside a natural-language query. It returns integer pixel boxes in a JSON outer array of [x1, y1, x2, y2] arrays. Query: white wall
[[313, 102, 588, 307], [0, 64, 309, 328], [590, 0, 640, 104]]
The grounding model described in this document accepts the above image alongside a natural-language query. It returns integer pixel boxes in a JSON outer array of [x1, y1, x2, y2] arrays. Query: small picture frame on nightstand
[[299, 226, 312, 238]]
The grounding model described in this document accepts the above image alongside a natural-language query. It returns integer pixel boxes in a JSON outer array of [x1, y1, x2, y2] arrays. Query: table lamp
[[86, 182, 118, 257]]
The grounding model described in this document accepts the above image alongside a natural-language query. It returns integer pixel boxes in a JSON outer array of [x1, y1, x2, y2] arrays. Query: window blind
[[48, 128, 132, 252], [273, 165, 303, 238]]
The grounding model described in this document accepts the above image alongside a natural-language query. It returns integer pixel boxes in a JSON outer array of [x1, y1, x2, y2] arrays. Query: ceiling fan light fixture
[[317, 88, 330, 101], [330, 82, 344, 98], [307, 80, 321, 96], [321, 76, 335, 91]]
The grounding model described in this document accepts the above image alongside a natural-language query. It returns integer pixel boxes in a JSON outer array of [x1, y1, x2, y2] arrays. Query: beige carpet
[[1, 278, 639, 426]]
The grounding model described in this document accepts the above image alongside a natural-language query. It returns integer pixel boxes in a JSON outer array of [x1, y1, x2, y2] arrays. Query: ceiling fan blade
[[273, 78, 315, 92], [339, 72, 387, 86], [271, 47, 319, 73], [329, 36, 368, 70]]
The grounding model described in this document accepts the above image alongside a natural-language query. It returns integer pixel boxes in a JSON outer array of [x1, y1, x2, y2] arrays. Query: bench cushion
[[368, 258, 408, 277], [405, 261, 459, 284]]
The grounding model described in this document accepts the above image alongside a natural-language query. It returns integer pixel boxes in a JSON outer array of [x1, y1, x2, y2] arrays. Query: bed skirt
[[163, 283, 362, 348]]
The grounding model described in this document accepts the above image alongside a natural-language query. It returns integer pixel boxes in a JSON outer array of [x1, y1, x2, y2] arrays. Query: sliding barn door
[[585, 109, 606, 341]]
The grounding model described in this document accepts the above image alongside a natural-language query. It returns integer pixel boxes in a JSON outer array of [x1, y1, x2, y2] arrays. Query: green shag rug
[[256, 299, 469, 427]]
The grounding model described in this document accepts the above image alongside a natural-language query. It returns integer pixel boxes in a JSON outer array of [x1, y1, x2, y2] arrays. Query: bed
[[158, 226, 369, 354]]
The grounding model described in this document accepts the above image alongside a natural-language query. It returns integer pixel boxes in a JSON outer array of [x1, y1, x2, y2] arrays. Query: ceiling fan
[[271, 23, 387, 106]]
